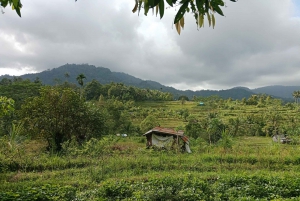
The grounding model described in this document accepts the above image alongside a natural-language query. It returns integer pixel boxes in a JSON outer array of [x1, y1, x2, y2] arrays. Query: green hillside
[[0, 64, 258, 100]]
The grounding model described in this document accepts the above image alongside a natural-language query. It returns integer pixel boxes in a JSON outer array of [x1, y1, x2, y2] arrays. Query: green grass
[[2, 136, 300, 200], [2, 100, 300, 200]]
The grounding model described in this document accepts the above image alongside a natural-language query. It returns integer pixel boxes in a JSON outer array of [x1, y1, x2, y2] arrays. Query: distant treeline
[[0, 77, 42, 109], [84, 80, 174, 101], [0, 77, 174, 107]]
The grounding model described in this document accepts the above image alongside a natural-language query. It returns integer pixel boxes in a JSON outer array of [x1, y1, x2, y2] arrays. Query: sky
[[0, 0, 300, 90]]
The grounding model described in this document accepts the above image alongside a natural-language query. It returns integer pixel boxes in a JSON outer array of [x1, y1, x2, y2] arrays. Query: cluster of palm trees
[[292, 90, 300, 104], [64, 72, 86, 99], [63, 72, 86, 87]]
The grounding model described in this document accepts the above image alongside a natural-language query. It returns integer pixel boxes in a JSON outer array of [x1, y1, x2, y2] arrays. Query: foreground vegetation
[[2, 136, 300, 200], [1, 77, 300, 200]]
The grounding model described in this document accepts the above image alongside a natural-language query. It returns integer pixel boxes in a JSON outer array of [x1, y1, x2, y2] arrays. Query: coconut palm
[[76, 73, 86, 87], [64, 72, 70, 82], [76, 73, 86, 99], [292, 91, 297, 103], [292, 90, 300, 104]]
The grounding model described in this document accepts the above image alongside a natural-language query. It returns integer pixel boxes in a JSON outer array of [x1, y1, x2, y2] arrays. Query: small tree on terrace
[[140, 115, 160, 133], [20, 86, 107, 152]]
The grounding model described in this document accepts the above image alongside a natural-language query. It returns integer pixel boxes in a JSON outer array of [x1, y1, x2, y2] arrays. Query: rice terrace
[[1, 0, 300, 199], [1, 75, 300, 200]]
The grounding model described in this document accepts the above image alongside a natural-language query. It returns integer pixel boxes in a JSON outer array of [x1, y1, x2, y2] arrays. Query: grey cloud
[[1, 0, 141, 68], [157, 0, 300, 89], [1, 0, 300, 90]]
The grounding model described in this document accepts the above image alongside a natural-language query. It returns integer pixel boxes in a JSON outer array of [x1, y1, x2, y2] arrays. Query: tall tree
[[20, 86, 107, 151], [292, 91, 297, 104], [0, 78, 12, 86], [84, 79, 102, 100], [76, 73, 86, 99], [292, 90, 300, 104], [64, 72, 70, 82], [76, 73, 86, 87]]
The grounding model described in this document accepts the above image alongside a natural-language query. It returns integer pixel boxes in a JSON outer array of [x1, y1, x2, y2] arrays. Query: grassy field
[[1, 100, 300, 200], [2, 136, 300, 200]]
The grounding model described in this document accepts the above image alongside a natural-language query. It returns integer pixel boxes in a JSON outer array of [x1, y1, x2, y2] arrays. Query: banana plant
[[8, 121, 24, 151]]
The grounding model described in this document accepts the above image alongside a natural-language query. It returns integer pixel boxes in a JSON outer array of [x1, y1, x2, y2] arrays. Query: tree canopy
[[132, 0, 236, 34], [20, 86, 108, 151], [1, 0, 237, 34], [0, 0, 22, 16], [0, 96, 14, 118]]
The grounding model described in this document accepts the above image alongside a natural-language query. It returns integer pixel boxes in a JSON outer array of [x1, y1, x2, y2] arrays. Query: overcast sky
[[1, 0, 300, 90]]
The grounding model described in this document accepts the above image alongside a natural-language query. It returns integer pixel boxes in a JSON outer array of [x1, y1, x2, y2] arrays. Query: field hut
[[272, 134, 291, 144], [143, 127, 191, 153], [198, 102, 205, 106]]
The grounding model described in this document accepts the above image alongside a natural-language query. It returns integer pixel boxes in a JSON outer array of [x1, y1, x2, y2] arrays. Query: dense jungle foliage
[[1, 76, 300, 200]]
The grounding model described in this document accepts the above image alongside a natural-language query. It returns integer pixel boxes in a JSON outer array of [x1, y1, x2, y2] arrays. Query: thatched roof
[[143, 127, 184, 136]]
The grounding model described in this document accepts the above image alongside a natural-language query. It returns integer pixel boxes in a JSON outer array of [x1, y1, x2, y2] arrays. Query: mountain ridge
[[0, 64, 297, 101]]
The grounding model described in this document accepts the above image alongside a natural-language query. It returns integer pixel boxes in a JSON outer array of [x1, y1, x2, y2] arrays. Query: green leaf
[[166, 0, 173, 6], [159, 0, 164, 19], [12, 0, 18, 7], [149, 0, 160, 8], [214, 0, 224, 6], [1, 0, 9, 8], [174, 0, 189, 24], [144, 1, 150, 16], [204, 0, 209, 12], [15, 7, 21, 17], [12, 0, 21, 17], [213, 5, 224, 16], [190, 0, 196, 13], [195, 0, 204, 14], [148, 0, 154, 6]]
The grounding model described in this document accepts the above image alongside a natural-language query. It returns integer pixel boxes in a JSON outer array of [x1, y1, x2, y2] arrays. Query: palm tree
[[292, 91, 297, 103], [297, 91, 300, 105], [76, 73, 86, 87], [54, 78, 61, 86], [64, 72, 70, 82], [76, 73, 86, 99], [292, 90, 300, 104]]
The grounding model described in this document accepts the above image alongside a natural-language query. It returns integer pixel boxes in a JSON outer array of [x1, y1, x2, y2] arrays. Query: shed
[[143, 127, 191, 153], [198, 102, 205, 106], [272, 134, 291, 144]]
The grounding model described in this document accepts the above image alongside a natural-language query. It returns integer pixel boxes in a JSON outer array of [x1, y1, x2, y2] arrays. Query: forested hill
[[0, 64, 295, 100], [252, 85, 300, 99]]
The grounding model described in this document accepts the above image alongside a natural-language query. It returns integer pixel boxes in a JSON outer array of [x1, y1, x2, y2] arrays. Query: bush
[[0, 184, 76, 201]]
